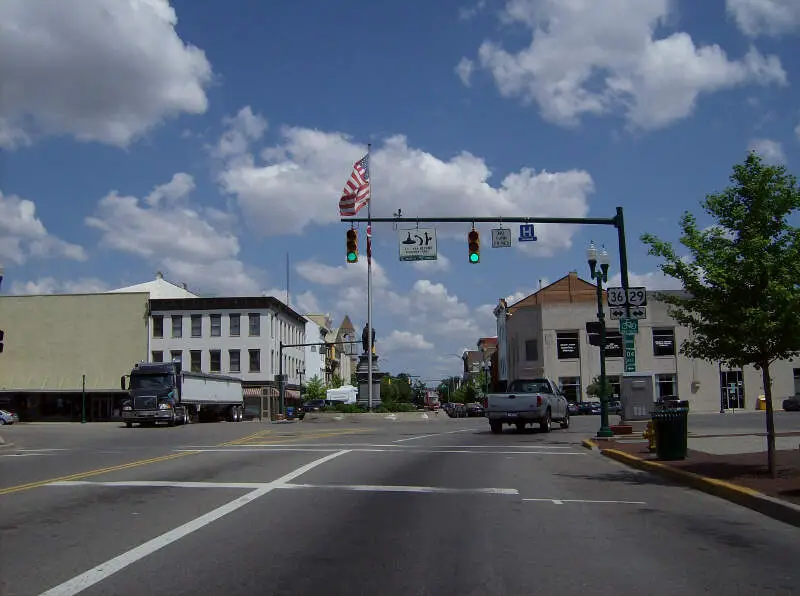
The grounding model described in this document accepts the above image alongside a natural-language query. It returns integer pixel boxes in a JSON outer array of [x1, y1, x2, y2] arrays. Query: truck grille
[[134, 396, 158, 410]]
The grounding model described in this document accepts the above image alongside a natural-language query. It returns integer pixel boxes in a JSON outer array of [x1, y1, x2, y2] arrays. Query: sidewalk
[[585, 435, 800, 527]]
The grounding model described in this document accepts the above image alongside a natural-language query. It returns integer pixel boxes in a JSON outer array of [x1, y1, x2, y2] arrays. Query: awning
[[243, 387, 279, 399], [284, 389, 301, 400]]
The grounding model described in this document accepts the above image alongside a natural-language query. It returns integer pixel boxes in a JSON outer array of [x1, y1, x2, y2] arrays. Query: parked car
[[0, 409, 19, 425], [783, 394, 800, 412]]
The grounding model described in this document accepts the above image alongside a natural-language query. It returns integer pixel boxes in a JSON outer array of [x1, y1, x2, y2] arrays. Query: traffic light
[[468, 229, 480, 263], [586, 321, 603, 347], [0, 330, 4, 354], [346, 229, 358, 263]]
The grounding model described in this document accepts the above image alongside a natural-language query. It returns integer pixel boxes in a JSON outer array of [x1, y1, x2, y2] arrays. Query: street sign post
[[398, 228, 437, 261], [624, 337, 636, 372], [491, 228, 512, 248]]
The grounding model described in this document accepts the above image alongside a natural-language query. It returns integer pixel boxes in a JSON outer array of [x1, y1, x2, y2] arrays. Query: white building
[[144, 296, 306, 401], [109, 271, 198, 300], [303, 317, 327, 384], [495, 272, 799, 413]]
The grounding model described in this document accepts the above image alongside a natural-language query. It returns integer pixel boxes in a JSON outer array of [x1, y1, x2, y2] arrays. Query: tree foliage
[[586, 376, 614, 398], [303, 375, 326, 401], [641, 152, 800, 476]]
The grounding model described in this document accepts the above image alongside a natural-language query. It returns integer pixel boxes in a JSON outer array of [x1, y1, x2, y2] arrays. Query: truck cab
[[121, 361, 188, 427]]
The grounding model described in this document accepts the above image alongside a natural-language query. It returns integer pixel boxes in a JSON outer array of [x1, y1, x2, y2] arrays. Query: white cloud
[[0, 190, 87, 265], [85, 173, 262, 296], [411, 253, 451, 272], [459, 0, 487, 20], [608, 270, 683, 291], [263, 287, 322, 315], [215, 106, 595, 257], [456, 58, 475, 86], [796, 122, 800, 140], [465, 0, 787, 130], [748, 138, 786, 163], [0, 0, 212, 149], [726, 0, 800, 37], [9, 277, 109, 295], [382, 330, 434, 352]]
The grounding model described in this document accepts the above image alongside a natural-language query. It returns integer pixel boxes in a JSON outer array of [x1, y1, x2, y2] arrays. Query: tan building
[[494, 272, 800, 412], [0, 292, 150, 420]]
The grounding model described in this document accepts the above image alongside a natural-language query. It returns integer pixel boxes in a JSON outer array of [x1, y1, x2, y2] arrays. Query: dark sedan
[[783, 394, 800, 412]]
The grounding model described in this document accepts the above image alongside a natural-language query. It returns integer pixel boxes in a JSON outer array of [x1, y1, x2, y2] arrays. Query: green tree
[[586, 375, 613, 399], [412, 380, 427, 405], [641, 152, 800, 477], [350, 373, 357, 386], [303, 375, 326, 401], [329, 374, 344, 389]]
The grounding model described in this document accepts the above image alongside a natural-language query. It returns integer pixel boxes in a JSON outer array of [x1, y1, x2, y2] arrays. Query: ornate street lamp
[[588, 241, 613, 438]]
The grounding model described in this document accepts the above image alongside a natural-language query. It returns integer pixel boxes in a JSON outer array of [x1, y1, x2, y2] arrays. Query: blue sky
[[1, 0, 798, 382]]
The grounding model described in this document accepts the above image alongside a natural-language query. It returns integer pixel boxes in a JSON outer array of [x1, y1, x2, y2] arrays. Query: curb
[[601, 448, 800, 529], [581, 438, 598, 451]]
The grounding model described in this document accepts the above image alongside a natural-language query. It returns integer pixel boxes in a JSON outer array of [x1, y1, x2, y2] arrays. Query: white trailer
[[326, 385, 358, 404]]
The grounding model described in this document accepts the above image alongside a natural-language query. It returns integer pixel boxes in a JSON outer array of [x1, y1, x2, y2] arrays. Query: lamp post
[[296, 368, 305, 398], [481, 360, 491, 395], [587, 241, 613, 438]]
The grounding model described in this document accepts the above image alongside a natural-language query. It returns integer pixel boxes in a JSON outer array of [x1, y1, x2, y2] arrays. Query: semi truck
[[120, 360, 244, 427]]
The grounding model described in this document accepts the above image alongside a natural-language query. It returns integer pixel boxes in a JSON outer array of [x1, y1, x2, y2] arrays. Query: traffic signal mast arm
[[341, 209, 632, 316]]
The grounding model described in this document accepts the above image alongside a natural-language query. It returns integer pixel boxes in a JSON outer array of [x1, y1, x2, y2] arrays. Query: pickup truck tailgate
[[487, 393, 545, 412]]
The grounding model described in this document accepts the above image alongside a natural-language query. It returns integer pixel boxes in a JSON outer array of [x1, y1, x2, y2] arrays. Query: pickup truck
[[485, 378, 570, 434]]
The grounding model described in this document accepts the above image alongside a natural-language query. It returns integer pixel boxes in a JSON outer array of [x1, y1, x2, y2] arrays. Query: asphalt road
[[1, 416, 799, 595]]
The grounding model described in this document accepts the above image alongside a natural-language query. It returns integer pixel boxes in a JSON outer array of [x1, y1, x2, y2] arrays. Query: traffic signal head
[[346, 229, 358, 263], [468, 229, 480, 263]]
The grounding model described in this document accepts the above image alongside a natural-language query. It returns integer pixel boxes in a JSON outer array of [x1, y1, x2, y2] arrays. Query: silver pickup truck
[[485, 378, 570, 434]]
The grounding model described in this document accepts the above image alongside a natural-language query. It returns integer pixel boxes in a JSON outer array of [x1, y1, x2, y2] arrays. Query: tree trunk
[[760, 363, 777, 478]]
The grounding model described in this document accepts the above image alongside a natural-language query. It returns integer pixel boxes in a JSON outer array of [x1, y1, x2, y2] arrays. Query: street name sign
[[491, 228, 512, 248], [398, 228, 438, 261]]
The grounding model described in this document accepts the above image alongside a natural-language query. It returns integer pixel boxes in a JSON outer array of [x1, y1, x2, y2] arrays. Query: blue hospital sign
[[518, 224, 537, 242]]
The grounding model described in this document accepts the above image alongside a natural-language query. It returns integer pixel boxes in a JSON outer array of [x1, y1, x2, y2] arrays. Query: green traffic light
[[469, 253, 479, 263], [347, 252, 358, 263]]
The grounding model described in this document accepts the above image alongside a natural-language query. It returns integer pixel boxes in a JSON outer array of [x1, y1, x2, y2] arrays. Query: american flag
[[339, 154, 370, 217]]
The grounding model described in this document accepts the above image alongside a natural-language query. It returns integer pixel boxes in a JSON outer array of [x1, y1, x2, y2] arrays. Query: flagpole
[[366, 143, 373, 411]]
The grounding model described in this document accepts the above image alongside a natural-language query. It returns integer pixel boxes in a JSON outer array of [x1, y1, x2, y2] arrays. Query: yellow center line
[[0, 426, 288, 496]]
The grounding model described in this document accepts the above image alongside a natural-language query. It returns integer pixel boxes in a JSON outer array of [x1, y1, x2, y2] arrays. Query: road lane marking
[[391, 429, 475, 443], [46, 480, 519, 495], [1, 426, 347, 495], [281, 483, 519, 495], [173, 447, 585, 455], [38, 449, 351, 596], [0, 451, 201, 496], [204, 442, 576, 449], [522, 498, 647, 505]]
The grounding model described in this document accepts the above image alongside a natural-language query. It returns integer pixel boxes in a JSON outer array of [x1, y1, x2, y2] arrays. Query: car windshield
[[130, 374, 172, 390]]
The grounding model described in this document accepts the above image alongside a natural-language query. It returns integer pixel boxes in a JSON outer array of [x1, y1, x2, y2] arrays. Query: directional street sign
[[518, 224, 538, 242], [619, 318, 639, 336], [624, 336, 636, 372], [628, 306, 647, 320], [398, 228, 437, 261], [491, 228, 512, 248], [626, 287, 647, 306], [607, 287, 627, 306]]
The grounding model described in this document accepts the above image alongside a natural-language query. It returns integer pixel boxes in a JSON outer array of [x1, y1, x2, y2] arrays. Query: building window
[[209, 350, 221, 373], [249, 313, 260, 337], [151, 351, 164, 363], [524, 340, 538, 361], [210, 314, 221, 337], [152, 315, 164, 338], [310, 345, 316, 352], [559, 376, 581, 402], [607, 375, 621, 399], [191, 314, 202, 338], [556, 332, 580, 360], [249, 349, 261, 373], [605, 331, 623, 358], [170, 350, 182, 363], [171, 315, 182, 338], [190, 350, 202, 372], [229, 350, 241, 373], [653, 328, 675, 356], [794, 368, 800, 394], [229, 313, 240, 336], [656, 373, 677, 399]]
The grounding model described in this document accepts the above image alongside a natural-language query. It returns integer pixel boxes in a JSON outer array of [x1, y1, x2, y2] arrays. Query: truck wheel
[[126, 422, 133, 428], [560, 412, 570, 429], [490, 421, 503, 434], [235, 406, 243, 422], [515, 422, 525, 432], [539, 409, 552, 433]]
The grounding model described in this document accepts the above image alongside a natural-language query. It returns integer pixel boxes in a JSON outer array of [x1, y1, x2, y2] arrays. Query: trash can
[[651, 407, 689, 461]]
